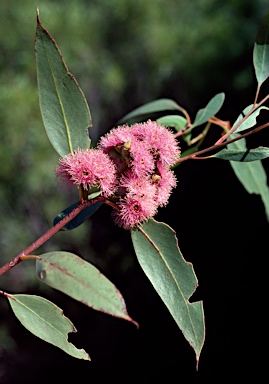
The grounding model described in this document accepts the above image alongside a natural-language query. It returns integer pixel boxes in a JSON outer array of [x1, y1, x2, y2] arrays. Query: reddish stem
[[176, 121, 269, 164], [0, 196, 105, 277], [215, 92, 269, 145]]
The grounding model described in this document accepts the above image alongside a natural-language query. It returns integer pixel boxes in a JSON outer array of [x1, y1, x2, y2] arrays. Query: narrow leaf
[[228, 137, 269, 220], [35, 12, 91, 156], [36, 251, 137, 325], [232, 104, 269, 133], [7, 294, 90, 360], [253, 12, 269, 85], [192, 93, 225, 128], [131, 219, 205, 364], [53, 201, 102, 230], [156, 115, 187, 132], [156, 115, 190, 144], [213, 146, 269, 162], [118, 99, 182, 124]]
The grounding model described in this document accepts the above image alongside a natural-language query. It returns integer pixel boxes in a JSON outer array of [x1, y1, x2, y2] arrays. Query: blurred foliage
[[0, 0, 269, 363]]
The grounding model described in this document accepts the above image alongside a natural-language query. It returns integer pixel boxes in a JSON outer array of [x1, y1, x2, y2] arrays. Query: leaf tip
[[128, 316, 139, 329], [36, 8, 41, 24]]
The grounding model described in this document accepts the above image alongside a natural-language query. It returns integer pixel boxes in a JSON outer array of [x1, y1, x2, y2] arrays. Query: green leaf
[[53, 201, 102, 230], [253, 12, 269, 85], [232, 104, 269, 132], [213, 146, 269, 162], [35, 13, 91, 157], [36, 251, 137, 325], [131, 219, 205, 364], [228, 137, 269, 220], [117, 98, 182, 124], [156, 115, 187, 132], [7, 294, 90, 360], [192, 93, 225, 128]]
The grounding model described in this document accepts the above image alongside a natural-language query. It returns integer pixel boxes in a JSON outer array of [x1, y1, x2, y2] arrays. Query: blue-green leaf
[[192, 93, 225, 128], [213, 146, 269, 161], [118, 99, 182, 124], [35, 13, 91, 156], [131, 219, 205, 365], [7, 294, 90, 360], [253, 12, 269, 85], [232, 104, 269, 133], [53, 201, 102, 230], [36, 251, 137, 325], [157, 115, 187, 132], [228, 137, 269, 220]]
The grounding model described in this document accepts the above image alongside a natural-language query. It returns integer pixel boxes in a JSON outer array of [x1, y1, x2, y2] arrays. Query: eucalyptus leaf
[[228, 137, 269, 220], [156, 115, 187, 132], [213, 146, 269, 162], [53, 201, 102, 230], [35, 13, 91, 156], [7, 294, 90, 360], [253, 11, 269, 85], [131, 219, 205, 365], [232, 104, 269, 133], [192, 93, 225, 128], [118, 98, 182, 124], [36, 251, 137, 325]]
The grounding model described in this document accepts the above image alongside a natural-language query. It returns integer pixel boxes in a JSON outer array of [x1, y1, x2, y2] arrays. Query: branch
[[215, 93, 269, 145], [177, 122, 269, 164], [0, 196, 105, 277]]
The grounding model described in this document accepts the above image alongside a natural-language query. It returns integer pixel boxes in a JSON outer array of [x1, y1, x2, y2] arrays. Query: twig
[[0, 196, 105, 277]]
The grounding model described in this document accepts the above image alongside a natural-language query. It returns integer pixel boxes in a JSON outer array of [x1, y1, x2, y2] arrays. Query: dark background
[[0, 0, 268, 382]]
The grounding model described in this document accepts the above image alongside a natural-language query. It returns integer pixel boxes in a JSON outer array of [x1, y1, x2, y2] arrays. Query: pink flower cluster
[[56, 120, 180, 229], [55, 148, 117, 197], [98, 120, 180, 229]]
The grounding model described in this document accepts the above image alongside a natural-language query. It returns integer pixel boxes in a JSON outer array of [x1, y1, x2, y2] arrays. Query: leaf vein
[[41, 30, 73, 153], [13, 296, 66, 337], [137, 225, 198, 343]]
